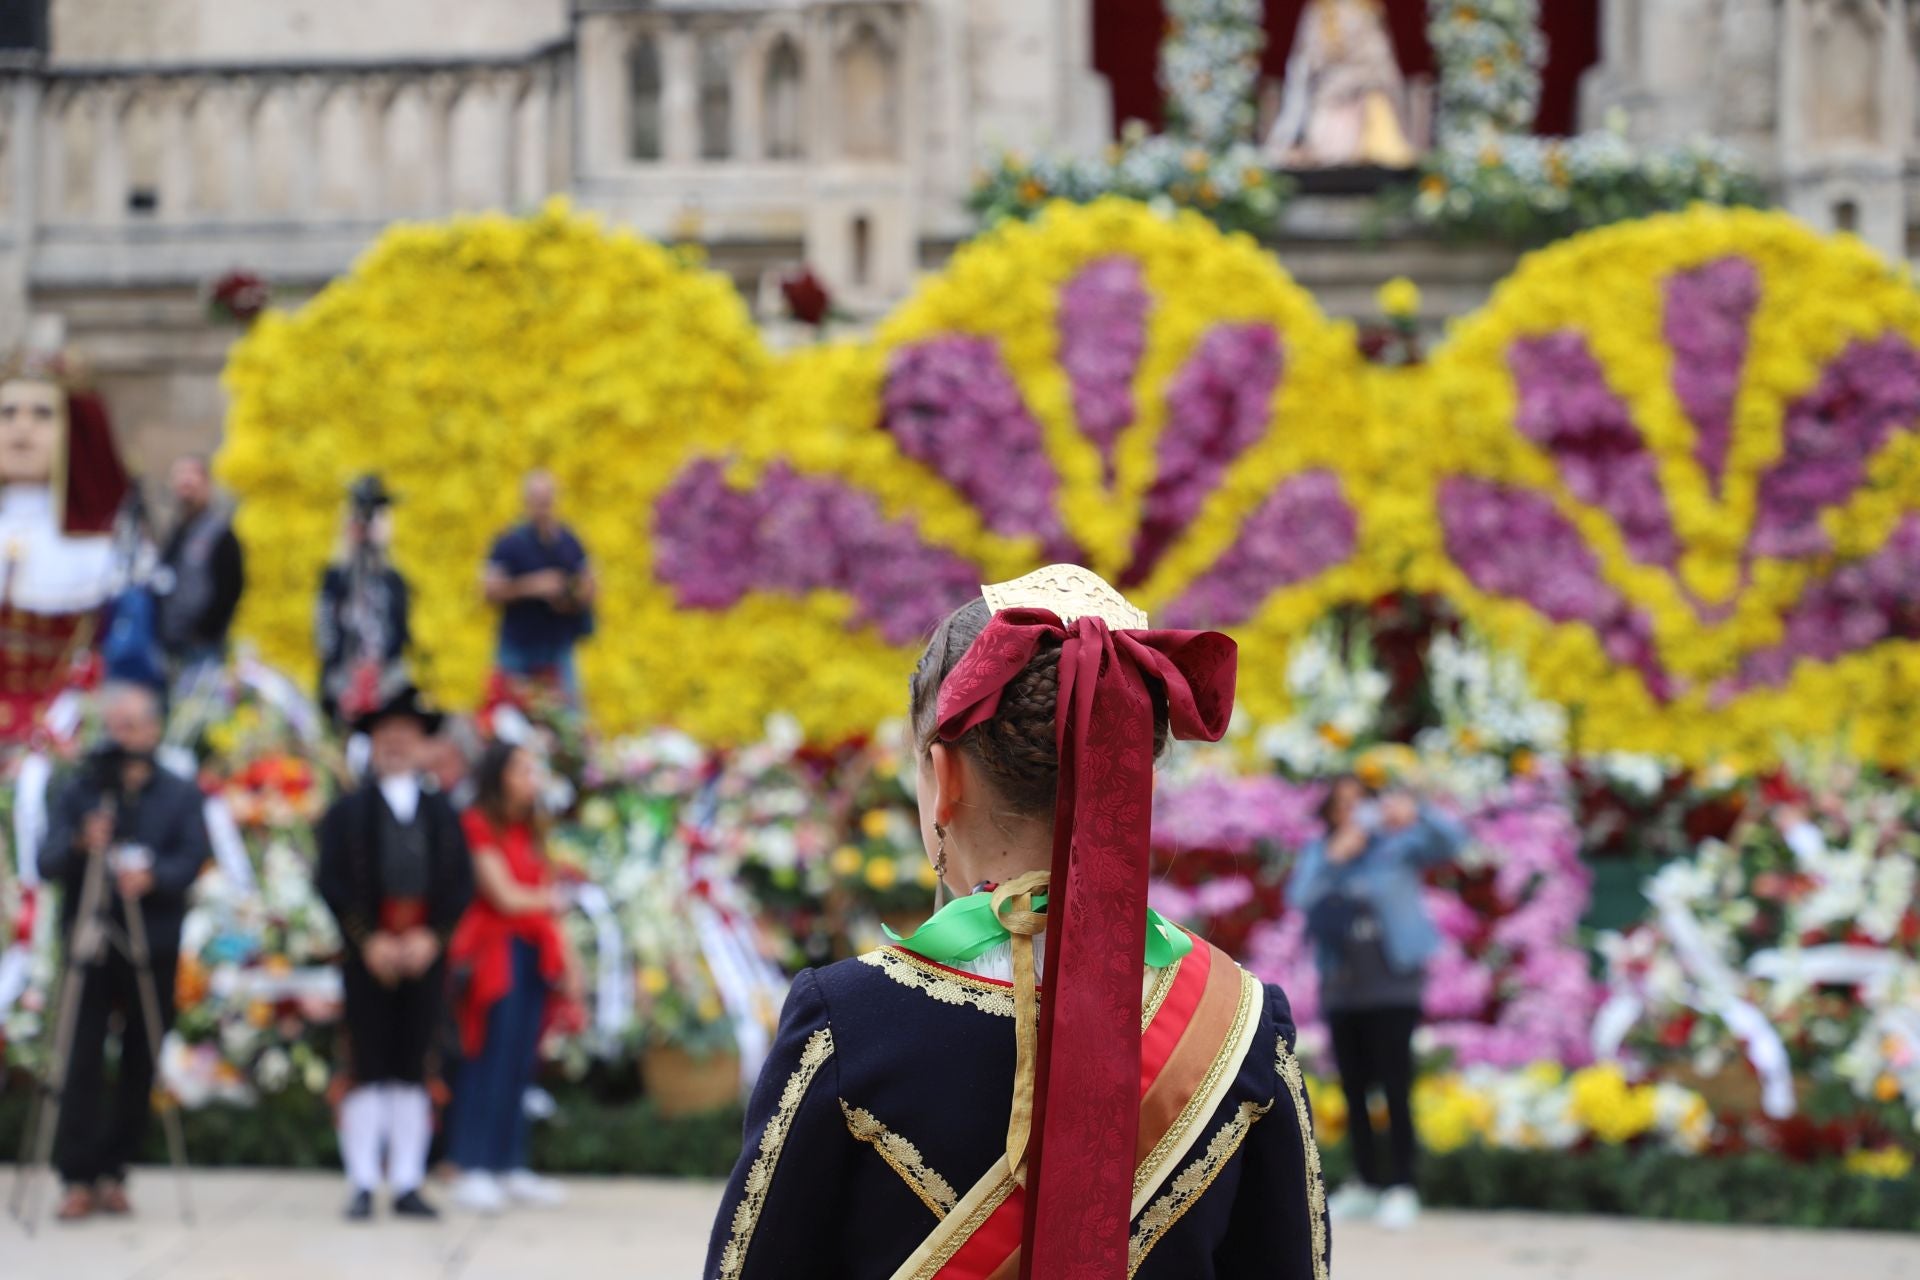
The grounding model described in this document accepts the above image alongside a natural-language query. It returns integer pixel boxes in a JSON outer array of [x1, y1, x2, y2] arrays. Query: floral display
[[1426, 0, 1544, 145], [1306, 1062, 1713, 1159], [1160, 0, 1266, 150], [969, 0, 1286, 234], [1412, 209, 1920, 766], [967, 129, 1291, 238], [218, 200, 768, 732], [646, 197, 1382, 741], [1599, 766, 1920, 1139], [218, 201, 1920, 769], [1408, 129, 1766, 244], [1409, 0, 1765, 240]]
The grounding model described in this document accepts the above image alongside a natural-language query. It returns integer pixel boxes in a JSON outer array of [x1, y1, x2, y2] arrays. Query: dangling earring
[[933, 822, 950, 910]]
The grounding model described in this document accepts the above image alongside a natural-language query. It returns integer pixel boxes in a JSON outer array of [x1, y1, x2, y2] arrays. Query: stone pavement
[[0, 1169, 1915, 1280]]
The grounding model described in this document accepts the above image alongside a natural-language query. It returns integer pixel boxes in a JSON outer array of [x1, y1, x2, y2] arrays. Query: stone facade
[[1584, 0, 1920, 253], [0, 1, 1916, 466]]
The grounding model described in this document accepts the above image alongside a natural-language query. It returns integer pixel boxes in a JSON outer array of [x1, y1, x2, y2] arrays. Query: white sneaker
[[453, 1171, 507, 1216], [1375, 1185, 1421, 1231], [503, 1169, 567, 1207], [1326, 1182, 1379, 1223]]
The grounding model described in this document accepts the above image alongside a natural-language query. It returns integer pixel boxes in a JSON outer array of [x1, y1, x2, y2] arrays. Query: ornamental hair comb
[[980, 564, 1149, 631]]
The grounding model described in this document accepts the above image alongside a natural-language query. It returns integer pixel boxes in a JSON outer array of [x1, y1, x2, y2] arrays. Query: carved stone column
[[422, 75, 457, 215], [89, 85, 129, 224], [287, 76, 323, 215], [661, 26, 699, 165], [735, 28, 765, 163], [228, 80, 261, 220], [575, 13, 628, 177], [360, 78, 393, 219], [0, 73, 41, 352], [157, 82, 196, 220]]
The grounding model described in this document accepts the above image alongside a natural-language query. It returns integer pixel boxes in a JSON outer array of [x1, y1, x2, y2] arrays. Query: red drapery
[[1094, 0, 1598, 140]]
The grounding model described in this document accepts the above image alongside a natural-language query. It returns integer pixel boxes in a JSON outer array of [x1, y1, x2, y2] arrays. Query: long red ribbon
[[935, 608, 1236, 1280]]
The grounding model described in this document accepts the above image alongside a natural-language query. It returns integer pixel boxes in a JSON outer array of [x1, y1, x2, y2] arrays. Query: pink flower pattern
[[1127, 324, 1285, 584], [1161, 471, 1357, 629], [1749, 334, 1920, 561], [652, 459, 982, 645], [882, 335, 1078, 561], [1664, 256, 1759, 493], [1510, 331, 1679, 569], [1438, 477, 1673, 700], [1060, 257, 1151, 481]]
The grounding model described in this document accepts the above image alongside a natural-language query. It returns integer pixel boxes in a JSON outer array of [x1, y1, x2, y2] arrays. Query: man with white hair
[[38, 682, 211, 1222]]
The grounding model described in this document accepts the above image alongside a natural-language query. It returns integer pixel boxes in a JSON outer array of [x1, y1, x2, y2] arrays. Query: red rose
[[781, 267, 832, 328]]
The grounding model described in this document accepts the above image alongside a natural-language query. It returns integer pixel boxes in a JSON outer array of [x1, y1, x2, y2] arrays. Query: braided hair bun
[[910, 598, 1169, 820]]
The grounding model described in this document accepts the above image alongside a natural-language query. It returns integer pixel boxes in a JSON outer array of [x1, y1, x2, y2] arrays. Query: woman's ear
[[928, 741, 965, 826]]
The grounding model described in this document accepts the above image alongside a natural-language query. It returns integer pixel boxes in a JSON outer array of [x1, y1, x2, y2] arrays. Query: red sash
[[890, 938, 1259, 1280]]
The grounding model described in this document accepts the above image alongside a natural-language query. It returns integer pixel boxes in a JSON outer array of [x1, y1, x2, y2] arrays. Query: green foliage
[[0, 1070, 743, 1180], [1320, 1141, 1920, 1232]]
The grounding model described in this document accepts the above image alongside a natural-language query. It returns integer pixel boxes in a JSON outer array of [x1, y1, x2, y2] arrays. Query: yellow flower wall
[[218, 200, 1920, 765]]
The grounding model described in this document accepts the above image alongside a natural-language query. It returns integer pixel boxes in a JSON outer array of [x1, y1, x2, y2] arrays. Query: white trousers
[[338, 1083, 432, 1193]]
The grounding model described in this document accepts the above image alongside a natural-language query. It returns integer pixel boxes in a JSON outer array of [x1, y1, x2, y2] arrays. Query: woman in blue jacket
[[1288, 776, 1463, 1231]]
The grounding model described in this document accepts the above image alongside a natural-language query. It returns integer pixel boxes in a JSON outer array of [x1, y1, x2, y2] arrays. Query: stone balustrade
[[0, 43, 571, 293]]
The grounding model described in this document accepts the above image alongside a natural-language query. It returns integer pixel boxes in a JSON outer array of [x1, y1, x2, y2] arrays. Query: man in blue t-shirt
[[483, 471, 596, 703]]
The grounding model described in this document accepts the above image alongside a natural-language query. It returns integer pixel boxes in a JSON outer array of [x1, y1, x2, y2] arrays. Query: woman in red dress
[[446, 742, 577, 1214]]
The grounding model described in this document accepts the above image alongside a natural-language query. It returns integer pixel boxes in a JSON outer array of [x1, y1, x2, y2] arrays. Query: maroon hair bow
[[936, 607, 1237, 1280]]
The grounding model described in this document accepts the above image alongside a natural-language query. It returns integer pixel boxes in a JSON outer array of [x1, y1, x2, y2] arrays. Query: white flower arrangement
[[1161, 0, 1267, 149]]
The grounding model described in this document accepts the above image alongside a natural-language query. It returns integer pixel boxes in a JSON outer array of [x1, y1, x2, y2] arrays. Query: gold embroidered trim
[[842, 1099, 959, 1220], [902, 1171, 1019, 1280], [1141, 957, 1180, 1028], [1277, 1037, 1331, 1280], [860, 948, 1018, 1017], [1134, 967, 1260, 1198], [715, 1027, 834, 1280], [1127, 1099, 1269, 1277], [860, 949, 1184, 1029]]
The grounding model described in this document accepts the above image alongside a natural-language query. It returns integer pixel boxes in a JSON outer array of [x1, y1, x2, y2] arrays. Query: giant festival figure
[[0, 354, 130, 737]]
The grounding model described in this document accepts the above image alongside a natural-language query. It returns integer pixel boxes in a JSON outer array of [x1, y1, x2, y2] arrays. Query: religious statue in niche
[[0, 353, 129, 737], [1263, 0, 1419, 169]]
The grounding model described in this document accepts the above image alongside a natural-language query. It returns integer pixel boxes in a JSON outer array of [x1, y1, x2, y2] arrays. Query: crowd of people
[[36, 462, 599, 1224]]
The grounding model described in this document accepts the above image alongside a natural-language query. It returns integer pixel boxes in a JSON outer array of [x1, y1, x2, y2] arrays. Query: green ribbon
[[884, 892, 1194, 968]]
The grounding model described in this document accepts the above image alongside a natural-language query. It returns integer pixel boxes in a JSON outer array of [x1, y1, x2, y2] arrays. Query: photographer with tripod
[[35, 682, 211, 1223]]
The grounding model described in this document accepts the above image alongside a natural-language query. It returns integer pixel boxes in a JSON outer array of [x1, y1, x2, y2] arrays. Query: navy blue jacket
[[704, 944, 1329, 1280]]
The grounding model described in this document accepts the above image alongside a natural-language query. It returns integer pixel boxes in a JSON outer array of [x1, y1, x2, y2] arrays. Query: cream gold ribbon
[[989, 869, 1050, 1185]]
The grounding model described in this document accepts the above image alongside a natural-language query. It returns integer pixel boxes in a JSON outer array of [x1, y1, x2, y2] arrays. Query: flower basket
[[1669, 1063, 1810, 1120], [641, 1044, 741, 1118]]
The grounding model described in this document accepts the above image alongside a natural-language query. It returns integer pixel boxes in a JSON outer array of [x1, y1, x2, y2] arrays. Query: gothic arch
[[763, 33, 805, 161], [628, 32, 663, 162], [835, 19, 900, 161]]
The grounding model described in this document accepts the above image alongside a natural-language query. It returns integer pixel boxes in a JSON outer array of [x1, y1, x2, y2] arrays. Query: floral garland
[[968, 0, 1289, 235], [1428, 0, 1543, 145], [1412, 0, 1764, 240], [1160, 0, 1266, 150]]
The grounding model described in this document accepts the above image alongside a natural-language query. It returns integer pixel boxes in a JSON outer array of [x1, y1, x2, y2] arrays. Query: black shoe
[[391, 1188, 439, 1220], [345, 1189, 374, 1221]]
